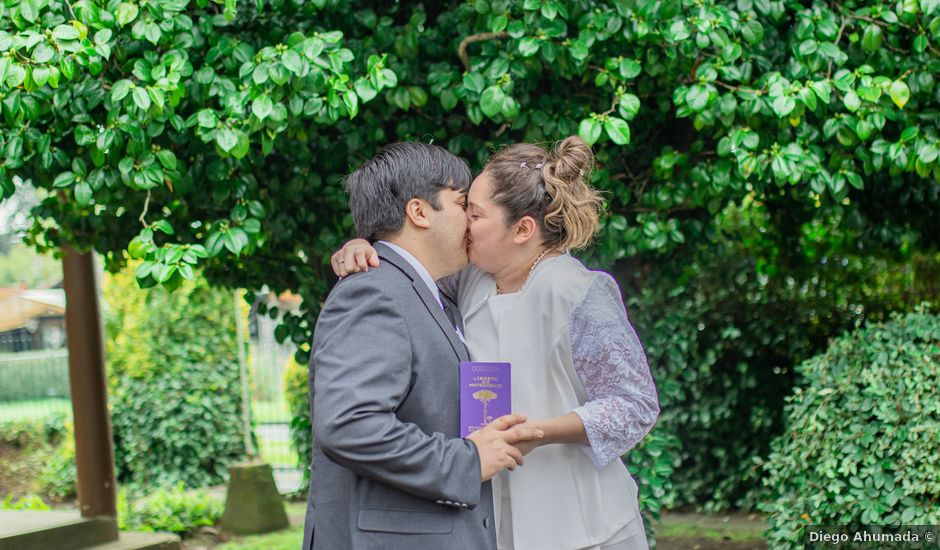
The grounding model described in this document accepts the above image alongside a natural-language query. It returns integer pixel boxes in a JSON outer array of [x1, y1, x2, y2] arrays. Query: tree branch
[[458, 32, 508, 71], [139, 190, 151, 227], [827, 16, 847, 80]]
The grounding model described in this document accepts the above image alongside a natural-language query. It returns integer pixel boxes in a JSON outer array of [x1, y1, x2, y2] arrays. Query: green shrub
[[623, 430, 681, 545], [117, 484, 223, 536], [1, 494, 50, 511], [284, 357, 310, 496], [623, 200, 939, 511], [104, 264, 247, 489], [39, 420, 77, 501], [760, 309, 940, 548]]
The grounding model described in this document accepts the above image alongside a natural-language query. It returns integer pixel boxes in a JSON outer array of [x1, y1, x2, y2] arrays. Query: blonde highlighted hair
[[483, 136, 602, 251]]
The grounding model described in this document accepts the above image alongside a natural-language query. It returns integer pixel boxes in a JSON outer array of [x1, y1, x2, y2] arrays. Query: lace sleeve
[[570, 273, 660, 468], [435, 272, 461, 301]]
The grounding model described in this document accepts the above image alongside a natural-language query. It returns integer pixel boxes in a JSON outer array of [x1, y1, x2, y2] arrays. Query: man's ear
[[512, 216, 538, 244], [404, 198, 432, 229]]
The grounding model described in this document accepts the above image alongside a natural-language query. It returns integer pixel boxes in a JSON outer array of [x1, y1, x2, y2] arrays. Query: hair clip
[[520, 162, 528, 168]]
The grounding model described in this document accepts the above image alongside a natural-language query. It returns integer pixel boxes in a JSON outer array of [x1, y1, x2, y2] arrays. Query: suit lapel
[[375, 243, 469, 362]]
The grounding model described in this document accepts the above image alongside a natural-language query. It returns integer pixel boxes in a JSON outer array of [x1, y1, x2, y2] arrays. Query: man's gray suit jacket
[[302, 243, 496, 550]]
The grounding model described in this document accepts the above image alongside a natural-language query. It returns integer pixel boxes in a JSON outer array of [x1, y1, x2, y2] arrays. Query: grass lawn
[[215, 524, 304, 550], [255, 439, 298, 468], [0, 399, 72, 423], [251, 400, 290, 424], [196, 507, 768, 549]]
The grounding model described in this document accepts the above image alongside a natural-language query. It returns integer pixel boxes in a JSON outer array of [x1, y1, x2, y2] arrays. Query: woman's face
[[466, 172, 517, 273]]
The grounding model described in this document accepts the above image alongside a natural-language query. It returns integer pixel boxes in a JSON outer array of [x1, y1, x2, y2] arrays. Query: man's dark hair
[[344, 142, 472, 240]]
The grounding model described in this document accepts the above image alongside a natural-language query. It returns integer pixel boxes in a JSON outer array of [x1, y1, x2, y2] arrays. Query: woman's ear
[[512, 216, 538, 244], [404, 198, 432, 229]]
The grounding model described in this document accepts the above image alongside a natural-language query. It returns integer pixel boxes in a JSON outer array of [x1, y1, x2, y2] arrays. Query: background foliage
[[2, 0, 940, 522], [117, 484, 224, 535], [103, 264, 247, 489], [760, 308, 940, 547], [623, 200, 939, 510]]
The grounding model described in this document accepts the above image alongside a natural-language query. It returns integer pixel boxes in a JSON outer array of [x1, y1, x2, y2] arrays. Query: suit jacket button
[[484, 517, 492, 528]]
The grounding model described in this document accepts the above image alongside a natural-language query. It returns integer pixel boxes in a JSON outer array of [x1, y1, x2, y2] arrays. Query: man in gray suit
[[302, 143, 542, 550]]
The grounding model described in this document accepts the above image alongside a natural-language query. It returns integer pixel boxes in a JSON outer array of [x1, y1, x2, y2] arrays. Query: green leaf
[[282, 50, 303, 73], [619, 58, 641, 79], [844, 171, 863, 190], [95, 29, 113, 47], [355, 78, 377, 102], [463, 73, 485, 94], [74, 181, 93, 205], [899, 126, 919, 142], [343, 91, 358, 118], [0, 58, 10, 85], [53, 25, 81, 41], [861, 25, 883, 52], [156, 150, 177, 171], [143, 23, 161, 45], [206, 232, 225, 256], [231, 130, 251, 159], [224, 0, 237, 20], [811, 81, 831, 104], [252, 95, 274, 120], [480, 86, 505, 118], [132, 87, 151, 111], [843, 90, 860, 112], [116, 3, 139, 26], [134, 261, 154, 282], [797, 40, 818, 56], [669, 20, 690, 41], [772, 95, 795, 117], [618, 93, 641, 119], [53, 172, 77, 188], [216, 128, 238, 152], [111, 80, 132, 102], [578, 117, 602, 146], [119, 157, 135, 175], [687, 85, 710, 111], [819, 42, 841, 58], [242, 218, 261, 234], [798, 87, 817, 111], [518, 37, 539, 57], [490, 15, 508, 33], [604, 117, 631, 145], [889, 80, 910, 109], [154, 219, 174, 235]]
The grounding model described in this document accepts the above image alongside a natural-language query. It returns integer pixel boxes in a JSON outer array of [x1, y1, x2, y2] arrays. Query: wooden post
[[62, 247, 117, 517]]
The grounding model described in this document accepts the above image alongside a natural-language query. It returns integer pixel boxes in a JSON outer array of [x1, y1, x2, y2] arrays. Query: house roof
[[0, 287, 66, 332]]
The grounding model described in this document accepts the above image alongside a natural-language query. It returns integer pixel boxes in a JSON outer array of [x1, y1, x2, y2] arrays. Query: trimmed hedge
[[761, 309, 940, 547], [104, 264, 247, 489]]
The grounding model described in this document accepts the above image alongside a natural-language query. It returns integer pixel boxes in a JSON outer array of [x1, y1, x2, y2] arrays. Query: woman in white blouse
[[332, 136, 660, 550]]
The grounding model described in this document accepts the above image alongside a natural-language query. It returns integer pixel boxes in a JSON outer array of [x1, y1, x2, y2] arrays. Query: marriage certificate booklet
[[460, 361, 511, 437]]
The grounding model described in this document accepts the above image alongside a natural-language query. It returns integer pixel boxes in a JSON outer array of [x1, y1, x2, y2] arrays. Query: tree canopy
[[1, 0, 939, 361]]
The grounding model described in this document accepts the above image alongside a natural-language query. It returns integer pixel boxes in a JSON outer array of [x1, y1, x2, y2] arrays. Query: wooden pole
[[62, 247, 117, 517]]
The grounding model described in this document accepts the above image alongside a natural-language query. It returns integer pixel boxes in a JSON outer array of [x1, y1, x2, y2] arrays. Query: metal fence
[[0, 289, 305, 495], [248, 296, 304, 494], [0, 331, 71, 426]]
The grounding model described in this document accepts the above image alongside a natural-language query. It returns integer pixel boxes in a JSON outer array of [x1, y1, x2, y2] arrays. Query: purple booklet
[[460, 361, 511, 437]]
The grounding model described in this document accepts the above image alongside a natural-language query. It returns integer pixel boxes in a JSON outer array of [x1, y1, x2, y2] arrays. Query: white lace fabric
[[570, 275, 660, 468]]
